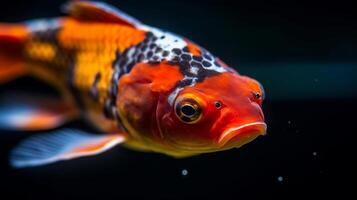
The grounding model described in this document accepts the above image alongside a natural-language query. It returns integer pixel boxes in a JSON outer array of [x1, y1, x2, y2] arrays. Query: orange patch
[[0, 58, 25, 83], [119, 62, 184, 93], [185, 40, 201, 56], [58, 18, 146, 52], [0, 23, 28, 42], [25, 42, 56, 62], [20, 111, 64, 131], [73, 56, 114, 104]]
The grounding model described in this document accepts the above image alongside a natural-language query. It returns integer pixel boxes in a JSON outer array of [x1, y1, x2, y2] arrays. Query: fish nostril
[[214, 101, 222, 109], [252, 92, 261, 99]]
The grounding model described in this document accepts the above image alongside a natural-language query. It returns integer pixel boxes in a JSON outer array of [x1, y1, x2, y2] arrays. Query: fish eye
[[175, 99, 202, 124], [181, 104, 196, 116]]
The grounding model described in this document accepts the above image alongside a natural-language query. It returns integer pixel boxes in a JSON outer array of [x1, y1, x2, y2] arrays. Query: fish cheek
[[117, 80, 158, 139], [117, 63, 184, 141]]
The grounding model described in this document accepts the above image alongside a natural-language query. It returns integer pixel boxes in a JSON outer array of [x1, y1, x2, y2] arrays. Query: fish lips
[[218, 122, 267, 148]]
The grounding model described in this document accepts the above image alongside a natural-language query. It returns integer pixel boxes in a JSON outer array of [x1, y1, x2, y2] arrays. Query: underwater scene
[[0, 0, 355, 199]]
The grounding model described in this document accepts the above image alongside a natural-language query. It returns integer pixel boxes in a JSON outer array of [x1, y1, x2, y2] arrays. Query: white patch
[[26, 18, 60, 32], [127, 47, 135, 57], [168, 87, 183, 106], [113, 69, 120, 80], [168, 76, 197, 106], [124, 48, 136, 72], [0, 106, 33, 128], [154, 31, 186, 51], [190, 66, 199, 75], [203, 65, 227, 73]]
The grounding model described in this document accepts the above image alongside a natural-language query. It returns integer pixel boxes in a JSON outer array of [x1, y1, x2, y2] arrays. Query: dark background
[[0, 0, 356, 199]]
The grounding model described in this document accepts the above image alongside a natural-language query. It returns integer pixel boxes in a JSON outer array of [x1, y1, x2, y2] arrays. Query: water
[[0, 0, 355, 199]]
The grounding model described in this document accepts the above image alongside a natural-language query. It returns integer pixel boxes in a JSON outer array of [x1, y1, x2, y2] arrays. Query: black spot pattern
[[193, 56, 203, 62], [107, 31, 227, 117], [162, 51, 169, 57], [172, 48, 182, 55], [202, 61, 212, 67], [167, 48, 225, 97], [155, 47, 163, 53], [181, 54, 191, 61], [28, 26, 74, 68], [89, 72, 101, 100]]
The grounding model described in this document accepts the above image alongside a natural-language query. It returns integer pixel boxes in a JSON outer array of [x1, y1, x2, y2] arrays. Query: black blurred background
[[0, 0, 356, 199]]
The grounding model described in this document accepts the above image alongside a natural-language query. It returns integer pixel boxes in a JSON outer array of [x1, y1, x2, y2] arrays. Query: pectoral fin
[[10, 129, 126, 168]]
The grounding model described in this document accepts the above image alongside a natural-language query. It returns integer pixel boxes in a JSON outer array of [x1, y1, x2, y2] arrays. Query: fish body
[[0, 1, 266, 167]]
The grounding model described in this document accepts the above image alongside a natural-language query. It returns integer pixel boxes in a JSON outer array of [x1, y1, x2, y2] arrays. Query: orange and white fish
[[0, 1, 266, 168]]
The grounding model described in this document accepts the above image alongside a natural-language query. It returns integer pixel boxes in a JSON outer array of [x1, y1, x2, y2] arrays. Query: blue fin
[[63, 1, 142, 27], [0, 95, 77, 131], [10, 129, 125, 168]]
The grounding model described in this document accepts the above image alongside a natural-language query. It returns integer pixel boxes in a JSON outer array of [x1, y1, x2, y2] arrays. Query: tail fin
[[0, 23, 28, 83]]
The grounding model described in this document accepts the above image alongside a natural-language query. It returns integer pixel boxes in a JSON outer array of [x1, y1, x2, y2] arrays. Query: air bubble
[[181, 169, 188, 176], [277, 176, 283, 182]]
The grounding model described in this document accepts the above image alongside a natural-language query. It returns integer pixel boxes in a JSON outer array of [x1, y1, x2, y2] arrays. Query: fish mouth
[[218, 122, 267, 148]]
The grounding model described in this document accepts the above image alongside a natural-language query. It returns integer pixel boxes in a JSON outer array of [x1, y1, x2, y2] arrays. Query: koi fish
[[0, 1, 266, 168]]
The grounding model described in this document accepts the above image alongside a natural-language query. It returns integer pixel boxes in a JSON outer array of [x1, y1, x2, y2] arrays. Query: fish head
[[157, 72, 267, 155]]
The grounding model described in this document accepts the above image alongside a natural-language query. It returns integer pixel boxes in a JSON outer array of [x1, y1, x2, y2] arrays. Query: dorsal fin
[[63, 1, 142, 28]]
